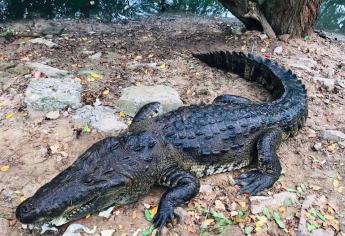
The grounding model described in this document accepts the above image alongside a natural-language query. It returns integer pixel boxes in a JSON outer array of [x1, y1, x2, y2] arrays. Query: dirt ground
[[0, 16, 344, 236]]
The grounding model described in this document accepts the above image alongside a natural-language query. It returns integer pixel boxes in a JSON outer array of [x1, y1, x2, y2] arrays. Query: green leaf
[[257, 0, 266, 5], [82, 124, 91, 133], [307, 223, 318, 232], [144, 209, 152, 222], [300, 183, 307, 192], [211, 211, 227, 220], [244, 226, 254, 235], [263, 207, 271, 220], [141, 225, 154, 236], [273, 211, 285, 229], [316, 211, 326, 221], [287, 187, 297, 192], [237, 210, 244, 218], [211, 211, 233, 226]]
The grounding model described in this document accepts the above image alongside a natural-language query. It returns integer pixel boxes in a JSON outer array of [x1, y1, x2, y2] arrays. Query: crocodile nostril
[[21, 205, 29, 213]]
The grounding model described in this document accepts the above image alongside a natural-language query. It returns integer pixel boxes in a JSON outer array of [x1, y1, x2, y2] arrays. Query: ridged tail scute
[[193, 51, 308, 137], [193, 51, 307, 101]]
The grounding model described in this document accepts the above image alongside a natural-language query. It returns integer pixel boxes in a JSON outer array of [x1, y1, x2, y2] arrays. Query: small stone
[[259, 33, 268, 40], [62, 224, 96, 235], [278, 34, 290, 42], [27, 109, 45, 124], [322, 130, 345, 142], [46, 110, 60, 120], [0, 218, 10, 236], [313, 142, 322, 151], [311, 229, 334, 236], [199, 184, 213, 193], [73, 105, 128, 133], [250, 191, 298, 214], [26, 62, 68, 77], [100, 230, 115, 236], [312, 77, 335, 92], [98, 206, 114, 218], [25, 77, 82, 111], [214, 200, 226, 211], [116, 85, 183, 117], [273, 46, 283, 55], [30, 38, 58, 48], [89, 52, 102, 60]]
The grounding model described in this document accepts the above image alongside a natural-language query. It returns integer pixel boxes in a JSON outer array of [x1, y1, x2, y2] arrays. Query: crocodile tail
[[193, 51, 308, 135], [192, 51, 307, 102]]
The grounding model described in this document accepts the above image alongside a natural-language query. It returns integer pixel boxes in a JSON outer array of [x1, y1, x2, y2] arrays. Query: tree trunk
[[219, 0, 323, 37]]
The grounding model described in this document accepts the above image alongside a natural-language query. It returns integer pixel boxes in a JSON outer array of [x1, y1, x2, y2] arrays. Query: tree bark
[[219, 0, 323, 37]]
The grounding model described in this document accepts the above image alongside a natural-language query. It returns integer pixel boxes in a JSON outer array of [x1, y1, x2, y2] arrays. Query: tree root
[[244, 1, 276, 39]]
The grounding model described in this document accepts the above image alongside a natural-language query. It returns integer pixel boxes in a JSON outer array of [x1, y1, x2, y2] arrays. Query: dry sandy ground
[[0, 16, 344, 236]]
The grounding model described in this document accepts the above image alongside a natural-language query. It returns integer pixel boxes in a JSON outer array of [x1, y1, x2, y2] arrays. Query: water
[[316, 0, 345, 34], [0, 0, 343, 34]]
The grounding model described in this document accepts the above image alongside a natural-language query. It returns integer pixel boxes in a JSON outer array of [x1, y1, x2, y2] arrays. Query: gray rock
[[278, 34, 290, 42], [250, 191, 298, 214], [0, 62, 15, 71], [312, 77, 335, 92], [291, 57, 317, 71], [273, 46, 283, 55], [30, 38, 58, 48], [46, 110, 60, 120], [259, 33, 268, 40], [40, 26, 64, 36], [7, 64, 31, 75], [322, 130, 345, 142], [89, 52, 102, 60], [313, 142, 322, 151], [26, 62, 68, 77], [25, 77, 82, 111], [311, 229, 334, 236], [199, 184, 213, 193], [116, 85, 183, 117], [73, 105, 128, 133], [0, 218, 10, 236]]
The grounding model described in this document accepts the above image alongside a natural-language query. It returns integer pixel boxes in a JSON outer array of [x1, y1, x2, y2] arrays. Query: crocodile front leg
[[153, 167, 200, 228], [235, 128, 282, 195], [213, 94, 256, 105]]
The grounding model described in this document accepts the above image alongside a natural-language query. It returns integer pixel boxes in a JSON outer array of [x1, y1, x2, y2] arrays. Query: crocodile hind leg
[[213, 94, 256, 106], [132, 102, 161, 123], [153, 168, 200, 228], [235, 128, 282, 195]]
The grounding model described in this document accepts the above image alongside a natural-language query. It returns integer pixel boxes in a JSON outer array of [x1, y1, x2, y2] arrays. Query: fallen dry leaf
[[0, 165, 10, 172]]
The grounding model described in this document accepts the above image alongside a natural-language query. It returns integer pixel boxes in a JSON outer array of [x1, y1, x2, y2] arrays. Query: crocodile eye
[[83, 175, 94, 184]]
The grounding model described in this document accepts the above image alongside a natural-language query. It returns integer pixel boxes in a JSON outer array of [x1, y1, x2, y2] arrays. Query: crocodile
[[16, 51, 308, 229]]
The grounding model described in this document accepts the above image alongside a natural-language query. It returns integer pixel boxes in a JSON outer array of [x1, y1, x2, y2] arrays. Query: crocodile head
[[16, 137, 154, 226]]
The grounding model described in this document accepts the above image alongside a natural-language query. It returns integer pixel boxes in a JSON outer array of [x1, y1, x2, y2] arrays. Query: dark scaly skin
[[16, 51, 308, 229]]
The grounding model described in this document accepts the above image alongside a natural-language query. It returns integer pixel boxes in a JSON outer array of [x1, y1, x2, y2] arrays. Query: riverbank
[[0, 16, 344, 236]]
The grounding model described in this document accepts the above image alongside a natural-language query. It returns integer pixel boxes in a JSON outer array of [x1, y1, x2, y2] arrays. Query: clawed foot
[[235, 170, 279, 195], [152, 206, 175, 229]]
